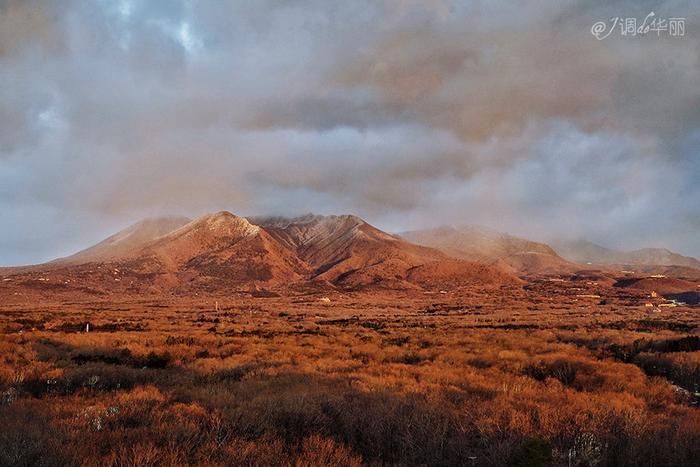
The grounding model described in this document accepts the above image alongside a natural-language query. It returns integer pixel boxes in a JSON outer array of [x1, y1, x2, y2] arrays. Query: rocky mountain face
[[1, 212, 520, 295], [254, 215, 519, 289]]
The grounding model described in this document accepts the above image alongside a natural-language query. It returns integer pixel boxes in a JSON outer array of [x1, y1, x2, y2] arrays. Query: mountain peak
[[175, 211, 260, 237], [250, 213, 367, 229], [13, 210, 522, 293]]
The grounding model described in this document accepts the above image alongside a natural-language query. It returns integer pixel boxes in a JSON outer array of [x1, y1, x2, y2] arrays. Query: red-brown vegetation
[[1, 279, 699, 465]]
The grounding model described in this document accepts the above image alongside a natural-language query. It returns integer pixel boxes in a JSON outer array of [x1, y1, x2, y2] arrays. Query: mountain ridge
[[400, 225, 576, 275], [0, 212, 520, 294], [3, 214, 697, 296], [551, 239, 700, 269]]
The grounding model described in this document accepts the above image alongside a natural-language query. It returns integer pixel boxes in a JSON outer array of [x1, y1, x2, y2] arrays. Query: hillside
[[552, 240, 700, 269], [254, 215, 519, 289], [133, 212, 309, 289], [59, 216, 192, 263], [0, 212, 520, 295], [401, 226, 574, 275]]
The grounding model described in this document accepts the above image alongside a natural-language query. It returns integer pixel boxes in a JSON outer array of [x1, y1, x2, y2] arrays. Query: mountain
[[552, 240, 700, 269], [619, 248, 700, 268], [0, 212, 519, 295], [400, 226, 574, 275], [133, 212, 309, 288], [253, 215, 519, 289], [59, 216, 192, 263]]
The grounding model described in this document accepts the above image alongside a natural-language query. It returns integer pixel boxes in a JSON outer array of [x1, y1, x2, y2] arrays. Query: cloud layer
[[1, 0, 698, 265]]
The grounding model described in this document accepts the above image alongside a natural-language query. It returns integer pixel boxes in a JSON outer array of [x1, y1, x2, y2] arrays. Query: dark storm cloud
[[0, 0, 698, 265]]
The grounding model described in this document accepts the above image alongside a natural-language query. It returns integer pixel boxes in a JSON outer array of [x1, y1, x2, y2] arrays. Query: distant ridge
[[400, 226, 575, 275], [551, 239, 700, 269]]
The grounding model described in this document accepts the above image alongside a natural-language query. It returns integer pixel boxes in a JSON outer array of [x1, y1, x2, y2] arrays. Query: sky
[[0, 0, 699, 265]]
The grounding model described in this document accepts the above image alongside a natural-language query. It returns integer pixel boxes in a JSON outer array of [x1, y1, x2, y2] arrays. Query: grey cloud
[[0, 0, 698, 265], [0, 0, 66, 57]]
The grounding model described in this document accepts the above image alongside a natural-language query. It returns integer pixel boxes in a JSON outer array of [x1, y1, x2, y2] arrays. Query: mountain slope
[[552, 240, 700, 269], [254, 215, 520, 289], [1, 212, 521, 295], [401, 226, 574, 275], [135, 212, 308, 288], [613, 276, 697, 294], [620, 248, 700, 268], [60, 216, 192, 263]]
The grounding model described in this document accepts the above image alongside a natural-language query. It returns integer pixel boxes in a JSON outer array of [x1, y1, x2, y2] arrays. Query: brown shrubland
[[0, 282, 699, 466]]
